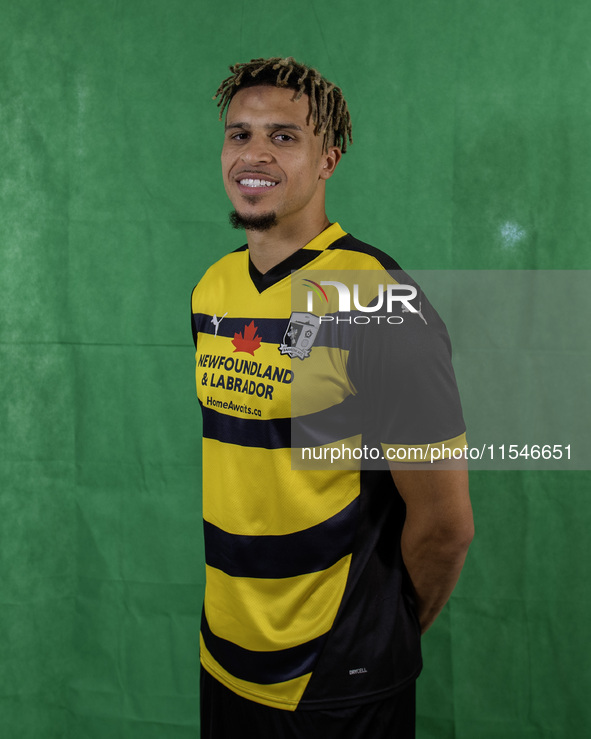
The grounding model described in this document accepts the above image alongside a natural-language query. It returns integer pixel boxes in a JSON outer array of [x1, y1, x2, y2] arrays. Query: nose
[[240, 134, 273, 165]]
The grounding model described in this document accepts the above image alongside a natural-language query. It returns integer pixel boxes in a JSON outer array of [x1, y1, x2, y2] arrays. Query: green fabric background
[[1, 1, 589, 736]]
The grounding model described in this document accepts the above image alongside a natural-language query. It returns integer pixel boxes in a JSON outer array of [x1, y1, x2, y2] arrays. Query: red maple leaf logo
[[232, 320, 262, 355]]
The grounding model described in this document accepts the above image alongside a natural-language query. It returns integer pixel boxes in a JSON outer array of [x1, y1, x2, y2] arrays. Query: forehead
[[225, 85, 313, 129]]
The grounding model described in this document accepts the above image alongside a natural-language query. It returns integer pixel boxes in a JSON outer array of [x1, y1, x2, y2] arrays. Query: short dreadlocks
[[213, 57, 353, 153]]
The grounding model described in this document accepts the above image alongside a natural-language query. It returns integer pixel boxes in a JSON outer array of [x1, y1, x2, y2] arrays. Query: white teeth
[[239, 178, 277, 188]]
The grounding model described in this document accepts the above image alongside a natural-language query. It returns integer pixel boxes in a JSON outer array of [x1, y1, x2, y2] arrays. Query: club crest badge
[[279, 312, 320, 360]]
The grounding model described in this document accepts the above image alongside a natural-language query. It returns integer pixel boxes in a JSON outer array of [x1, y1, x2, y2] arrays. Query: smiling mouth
[[238, 178, 278, 188]]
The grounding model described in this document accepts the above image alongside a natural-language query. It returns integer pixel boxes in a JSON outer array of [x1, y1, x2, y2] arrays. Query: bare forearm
[[401, 525, 472, 633], [391, 467, 473, 634]]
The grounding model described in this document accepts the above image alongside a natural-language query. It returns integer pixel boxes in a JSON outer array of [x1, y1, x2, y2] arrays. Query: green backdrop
[[1, 1, 590, 737]]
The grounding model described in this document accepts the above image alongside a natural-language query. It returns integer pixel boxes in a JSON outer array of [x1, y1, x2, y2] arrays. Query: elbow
[[459, 517, 475, 549], [433, 517, 474, 560], [448, 510, 474, 548], [403, 516, 474, 560], [448, 518, 474, 560]]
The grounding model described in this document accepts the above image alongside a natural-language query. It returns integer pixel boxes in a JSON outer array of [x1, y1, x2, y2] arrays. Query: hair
[[213, 57, 353, 153]]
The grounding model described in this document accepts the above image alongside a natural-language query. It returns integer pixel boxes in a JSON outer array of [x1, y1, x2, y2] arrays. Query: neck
[[246, 213, 331, 273]]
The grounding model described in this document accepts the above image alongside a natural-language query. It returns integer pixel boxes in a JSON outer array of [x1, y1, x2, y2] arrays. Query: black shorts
[[200, 666, 416, 739]]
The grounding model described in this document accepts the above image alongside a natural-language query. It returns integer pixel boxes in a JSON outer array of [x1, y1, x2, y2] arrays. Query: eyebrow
[[225, 122, 303, 132]]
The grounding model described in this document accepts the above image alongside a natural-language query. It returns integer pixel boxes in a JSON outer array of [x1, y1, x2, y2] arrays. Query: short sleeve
[[346, 280, 466, 461]]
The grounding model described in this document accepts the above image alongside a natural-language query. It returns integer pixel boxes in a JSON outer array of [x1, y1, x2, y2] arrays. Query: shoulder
[[327, 233, 403, 272], [191, 245, 248, 308], [194, 244, 247, 285]]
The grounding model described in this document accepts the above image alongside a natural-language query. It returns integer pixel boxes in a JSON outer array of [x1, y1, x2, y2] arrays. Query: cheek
[[299, 162, 324, 190], [221, 146, 236, 173], [302, 150, 325, 183], [291, 152, 321, 180]]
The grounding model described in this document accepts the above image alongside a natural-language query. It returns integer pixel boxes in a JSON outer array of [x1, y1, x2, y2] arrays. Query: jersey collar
[[248, 223, 347, 293], [301, 222, 347, 251]]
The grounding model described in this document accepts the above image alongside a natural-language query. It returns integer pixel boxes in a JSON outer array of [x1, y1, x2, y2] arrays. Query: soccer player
[[191, 56, 474, 738]]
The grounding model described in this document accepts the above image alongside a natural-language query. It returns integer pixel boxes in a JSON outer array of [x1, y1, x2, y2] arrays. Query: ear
[[319, 146, 342, 180]]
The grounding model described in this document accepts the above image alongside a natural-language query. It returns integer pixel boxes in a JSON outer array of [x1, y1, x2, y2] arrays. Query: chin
[[229, 210, 278, 232]]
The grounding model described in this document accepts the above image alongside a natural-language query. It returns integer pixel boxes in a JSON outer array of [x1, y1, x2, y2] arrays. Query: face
[[221, 85, 341, 231]]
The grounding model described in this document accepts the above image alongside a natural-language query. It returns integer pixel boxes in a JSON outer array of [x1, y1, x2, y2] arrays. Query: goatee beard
[[229, 210, 278, 232]]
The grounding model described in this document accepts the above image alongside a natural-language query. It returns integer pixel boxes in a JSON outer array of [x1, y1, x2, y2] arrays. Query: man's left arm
[[390, 466, 474, 634]]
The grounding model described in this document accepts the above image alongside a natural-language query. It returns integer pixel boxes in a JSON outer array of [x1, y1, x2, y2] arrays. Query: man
[[191, 57, 473, 738]]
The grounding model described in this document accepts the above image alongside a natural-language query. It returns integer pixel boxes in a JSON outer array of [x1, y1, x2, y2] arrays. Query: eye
[[230, 132, 249, 141], [274, 133, 294, 143]]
